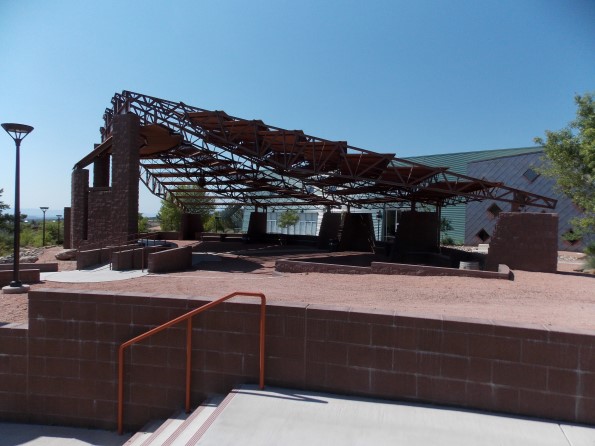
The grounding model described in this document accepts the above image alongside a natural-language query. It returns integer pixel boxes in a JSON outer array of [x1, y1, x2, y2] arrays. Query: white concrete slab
[[0, 422, 129, 445], [195, 386, 595, 446], [40, 265, 147, 283]]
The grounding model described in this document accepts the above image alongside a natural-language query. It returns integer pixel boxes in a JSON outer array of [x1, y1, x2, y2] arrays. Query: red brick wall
[[0, 289, 593, 431]]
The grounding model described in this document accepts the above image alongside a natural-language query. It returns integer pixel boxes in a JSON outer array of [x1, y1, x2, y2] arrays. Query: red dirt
[[1, 245, 593, 332]]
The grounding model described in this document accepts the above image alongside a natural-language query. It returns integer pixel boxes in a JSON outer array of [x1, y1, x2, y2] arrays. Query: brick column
[[337, 212, 375, 252], [247, 212, 267, 241], [70, 168, 89, 249], [63, 207, 72, 249], [317, 212, 342, 249], [110, 114, 140, 243]]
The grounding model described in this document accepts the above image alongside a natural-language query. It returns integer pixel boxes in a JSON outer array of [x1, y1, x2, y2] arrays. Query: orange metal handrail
[[117, 291, 266, 434]]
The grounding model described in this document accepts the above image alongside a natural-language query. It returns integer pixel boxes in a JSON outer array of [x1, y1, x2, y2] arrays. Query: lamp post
[[56, 214, 62, 245], [2, 123, 34, 293], [40, 206, 49, 246]]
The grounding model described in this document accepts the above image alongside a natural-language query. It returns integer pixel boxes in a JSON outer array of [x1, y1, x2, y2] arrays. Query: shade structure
[[74, 91, 557, 213]]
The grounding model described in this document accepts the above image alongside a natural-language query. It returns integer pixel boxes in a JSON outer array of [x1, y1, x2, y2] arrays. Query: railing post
[[186, 318, 192, 413], [117, 346, 124, 435]]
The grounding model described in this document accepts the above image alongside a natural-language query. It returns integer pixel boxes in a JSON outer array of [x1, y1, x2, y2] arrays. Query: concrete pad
[[196, 385, 595, 446], [0, 422, 129, 445], [40, 265, 148, 283], [2, 284, 30, 294]]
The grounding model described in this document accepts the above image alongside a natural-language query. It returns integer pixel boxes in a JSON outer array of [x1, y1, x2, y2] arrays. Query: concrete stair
[[124, 394, 228, 446]]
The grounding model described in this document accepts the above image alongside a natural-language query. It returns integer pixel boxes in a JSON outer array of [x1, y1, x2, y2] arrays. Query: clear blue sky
[[1, 0, 593, 216]]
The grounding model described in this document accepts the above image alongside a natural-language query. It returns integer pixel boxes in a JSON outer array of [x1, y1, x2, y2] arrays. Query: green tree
[[535, 92, 595, 261], [138, 213, 149, 233], [156, 198, 182, 231], [277, 209, 300, 233], [156, 187, 215, 231]]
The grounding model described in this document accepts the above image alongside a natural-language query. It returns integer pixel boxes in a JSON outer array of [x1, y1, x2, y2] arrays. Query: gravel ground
[[1, 245, 593, 331]]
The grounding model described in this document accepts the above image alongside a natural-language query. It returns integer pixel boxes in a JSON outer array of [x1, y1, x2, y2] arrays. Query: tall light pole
[[56, 214, 62, 245], [2, 123, 34, 294], [40, 206, 49, 246]]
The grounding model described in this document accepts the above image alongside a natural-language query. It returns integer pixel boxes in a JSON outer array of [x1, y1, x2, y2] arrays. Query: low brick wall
[[371, 262, 513, 280], [275, 259, 372, 274], [275, 259, 512, 280], [0, 269, 41, 287], [1, 289, 593, 431], [0, 263, 58, 272], [156, 231, 180, 241], [76, 247, 113, 269], [111, 246, 167, 271], [147, 246, 193, 273]]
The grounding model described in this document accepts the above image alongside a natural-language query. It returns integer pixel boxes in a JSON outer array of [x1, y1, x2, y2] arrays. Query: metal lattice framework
[[74, 91, 557, 213]]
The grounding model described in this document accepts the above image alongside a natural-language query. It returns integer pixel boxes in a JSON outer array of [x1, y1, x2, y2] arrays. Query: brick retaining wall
[[0, 263, 58, 272], [0, 289, 593, 431], [0, 269, 41, 287], [147, 246, 192, 273]]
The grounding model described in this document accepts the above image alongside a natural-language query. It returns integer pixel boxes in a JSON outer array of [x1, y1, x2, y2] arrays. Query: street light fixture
[[56, 214, 62, 245], [2, 123, 34, 294], [40, 207, 49, 246]]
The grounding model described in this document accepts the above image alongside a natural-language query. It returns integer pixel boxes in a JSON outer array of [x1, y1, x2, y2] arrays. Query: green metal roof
[[405, 147, 543, 175]]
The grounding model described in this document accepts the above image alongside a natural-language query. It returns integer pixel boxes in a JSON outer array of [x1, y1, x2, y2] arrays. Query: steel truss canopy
[[74, 91, 557, 213]]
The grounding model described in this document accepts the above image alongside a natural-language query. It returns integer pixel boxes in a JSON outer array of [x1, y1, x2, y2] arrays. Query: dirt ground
[[1, 244, 593, 332]]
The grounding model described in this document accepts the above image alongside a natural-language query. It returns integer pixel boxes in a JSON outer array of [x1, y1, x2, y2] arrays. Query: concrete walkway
[[0, 422, 130, 445], [40, 265, 148, 283], [2, 387, 594, 445], [196, 386, 595, 446]]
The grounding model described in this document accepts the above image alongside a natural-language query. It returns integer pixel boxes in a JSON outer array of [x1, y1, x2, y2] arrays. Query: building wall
[[1, 289, 593, 431], [406, 147, 544, 244], [466, 153, 591, 251]]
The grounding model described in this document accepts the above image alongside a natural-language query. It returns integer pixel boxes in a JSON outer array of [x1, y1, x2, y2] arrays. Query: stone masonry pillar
[[110, 114, 140, 243], [63, 207, 72, 249], [70, 167, 89, 249]]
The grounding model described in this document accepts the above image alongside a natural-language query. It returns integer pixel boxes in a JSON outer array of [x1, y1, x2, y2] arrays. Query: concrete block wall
[[0, 289, 593, 432], [87, 188, 113, 244], [0, 325, 28, 421], [393, 211, 439, 255], [486, 213, 558, 272], [147, 246, 193, 273], [0, 269, 40, 287]]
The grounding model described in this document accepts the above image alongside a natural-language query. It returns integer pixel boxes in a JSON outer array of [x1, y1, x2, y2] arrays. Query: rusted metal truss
[[75, 91, 557, 213]]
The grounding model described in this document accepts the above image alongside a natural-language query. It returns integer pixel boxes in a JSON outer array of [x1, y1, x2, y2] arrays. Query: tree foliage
[[277, 210, 300, 230], [535, 92, 595, 254], [138, 213, 149, 233], [156, 197, 182, 231], [156, 187, 215, 231]]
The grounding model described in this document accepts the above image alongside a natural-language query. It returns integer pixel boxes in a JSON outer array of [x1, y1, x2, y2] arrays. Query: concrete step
[[123, 394, 228, 446]]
